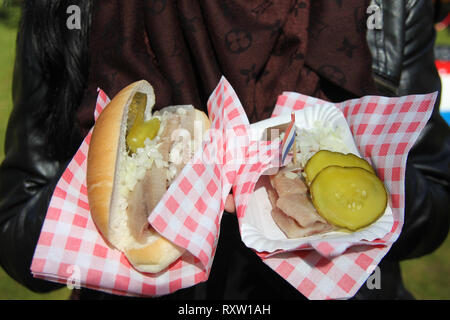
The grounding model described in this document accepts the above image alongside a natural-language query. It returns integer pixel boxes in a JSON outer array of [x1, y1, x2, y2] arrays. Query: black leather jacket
[[1, 0, 449, 299]]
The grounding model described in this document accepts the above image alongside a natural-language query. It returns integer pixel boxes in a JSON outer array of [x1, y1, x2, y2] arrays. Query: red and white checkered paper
[[31, 76, 436, 299], [232, 91, 437, 299], [31, 77, 249, 296]]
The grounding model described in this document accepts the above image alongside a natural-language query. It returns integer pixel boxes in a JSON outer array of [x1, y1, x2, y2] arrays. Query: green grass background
[[0, 6, 449, 300], [0, 5, 71, 300]]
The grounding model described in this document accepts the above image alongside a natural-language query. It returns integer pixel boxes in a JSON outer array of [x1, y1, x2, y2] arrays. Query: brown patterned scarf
[[77, 0, 377, 137]]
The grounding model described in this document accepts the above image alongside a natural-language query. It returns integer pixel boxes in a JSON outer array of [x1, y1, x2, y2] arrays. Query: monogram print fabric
[[77, 0, 377, 138]]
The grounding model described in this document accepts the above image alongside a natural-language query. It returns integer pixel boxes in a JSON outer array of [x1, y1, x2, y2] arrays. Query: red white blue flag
[[281, 112, 297, 165]]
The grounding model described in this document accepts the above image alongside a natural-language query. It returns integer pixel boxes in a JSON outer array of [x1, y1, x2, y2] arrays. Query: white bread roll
[[87, 80, 210, 273]]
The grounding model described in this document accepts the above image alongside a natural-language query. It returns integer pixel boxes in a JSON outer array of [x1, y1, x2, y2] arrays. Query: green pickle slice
[[126, 118, 160, 154], [127, 92, 147, 131], [310, 166, 388, 231], [304, 150, 375, 184], [125, 92, 161, 154]]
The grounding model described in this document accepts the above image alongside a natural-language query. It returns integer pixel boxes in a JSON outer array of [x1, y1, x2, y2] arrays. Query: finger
[[224, 194, 236, 213]]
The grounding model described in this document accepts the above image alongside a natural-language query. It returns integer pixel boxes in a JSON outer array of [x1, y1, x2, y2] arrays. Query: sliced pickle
[[126, 118, 161, 154], [304, 150, 375, 184], [310, 166, 387, 231], [125, 92, 162, 154], [127, 92, 147, 132]]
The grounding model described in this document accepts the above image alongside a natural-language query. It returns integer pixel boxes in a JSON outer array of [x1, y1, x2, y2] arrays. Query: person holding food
[[0, 0, 449, 300]]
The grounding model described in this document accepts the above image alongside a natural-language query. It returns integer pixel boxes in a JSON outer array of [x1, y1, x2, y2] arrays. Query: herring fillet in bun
[[87, 80, 210, 273]]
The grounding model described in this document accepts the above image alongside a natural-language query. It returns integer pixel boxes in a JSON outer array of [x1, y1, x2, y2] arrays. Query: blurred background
[[0, 1, 448, 300]]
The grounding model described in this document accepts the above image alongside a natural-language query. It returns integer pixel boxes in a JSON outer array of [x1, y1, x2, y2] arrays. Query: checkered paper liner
[[31, 77, 249, 296], [232, 91, 437, 299], [239, 104, 396, 254], [31, 76, 436, 299]]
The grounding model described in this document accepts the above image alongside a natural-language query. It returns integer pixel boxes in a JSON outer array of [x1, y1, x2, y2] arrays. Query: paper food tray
[[240, 103, 394, 254]]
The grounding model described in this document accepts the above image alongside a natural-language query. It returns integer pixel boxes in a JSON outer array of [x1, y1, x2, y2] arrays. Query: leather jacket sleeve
[[368, 0, 450, 260], [0, 20, 68, 292]]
